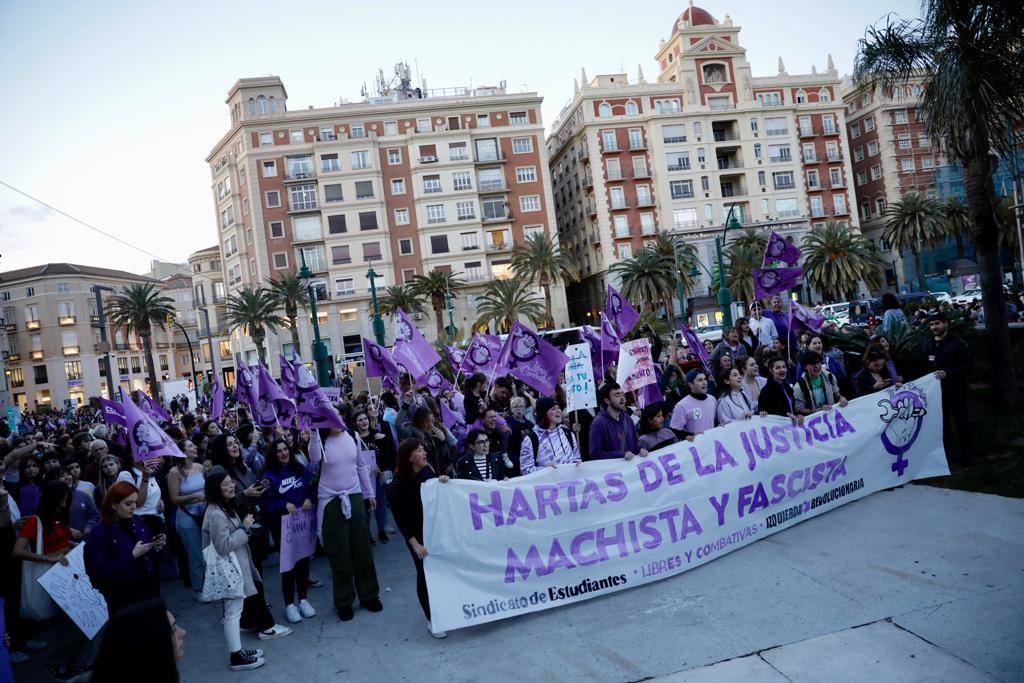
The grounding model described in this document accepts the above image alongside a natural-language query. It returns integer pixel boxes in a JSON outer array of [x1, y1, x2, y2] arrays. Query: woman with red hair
[[84, 481, 164, 616]]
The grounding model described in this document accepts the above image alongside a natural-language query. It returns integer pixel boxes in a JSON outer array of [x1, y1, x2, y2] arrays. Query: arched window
[[795, 89, 806, 104], [257, 95, 267, 114], [912, 84, 922, 97], [819, 89, 831, 102], [248, 98, 255, 116], [625, 101, 638, 115], [599, 103, 612, 117], [269, 96, 277, 113]]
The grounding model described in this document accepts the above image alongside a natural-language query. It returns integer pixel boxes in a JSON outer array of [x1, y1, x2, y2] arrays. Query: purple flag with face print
[[98, 397, 126, 426], [680, 323, 710, 373], [440, 399, 464, 431], [234, 355, 259, 413], [121, 389, 184, 462], [279, 353, 298, 398], [459, 334, 503, 376], [423, 366, 454, 397], [211, 377, 225, 421], [495, 322, 569, 395], [578, 325, 604, 382], [291, 355, 345, 431], [362, 338, 400, 380], [605, 285, 641, 339], [763, 231, 802, 267], [134, 390, 170, 423], [752, 267, 803, 300], [257, 363, 296, 428], [445, 345, 466, 374], [790, 299, 826, 333], [600, 314, 621, 372], [394, 309, 442, 370]]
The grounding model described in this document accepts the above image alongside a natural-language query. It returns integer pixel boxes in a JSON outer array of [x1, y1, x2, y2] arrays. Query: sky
[[0, 0, 920, 276]]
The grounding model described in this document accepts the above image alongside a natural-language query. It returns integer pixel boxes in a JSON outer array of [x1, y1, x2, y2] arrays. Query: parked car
[[819, 302, 850, 326], [848, 292, 947, 328], [695, 325, 723, 344]]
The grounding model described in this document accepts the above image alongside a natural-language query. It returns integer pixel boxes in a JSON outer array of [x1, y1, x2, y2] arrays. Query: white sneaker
[[299, 599, 316, 618], [284, 604, 302, 623], [426, 620, 448, 639], [257, 624, 293, 640]]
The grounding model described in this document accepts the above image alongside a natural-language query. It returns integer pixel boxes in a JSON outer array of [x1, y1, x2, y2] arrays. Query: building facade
[[188, 246, 235, 386], [206, 72, 568, 369], [0, 264, 182, 410], [547, 5, 857, 325]]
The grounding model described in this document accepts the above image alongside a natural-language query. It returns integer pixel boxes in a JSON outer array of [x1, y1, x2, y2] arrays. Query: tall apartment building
[[188, 246, 234, 385], [206, 71, 568, 369], [842, 77, 946, 291], [0, 264, 181, 409], [547, 5, 856, 325]]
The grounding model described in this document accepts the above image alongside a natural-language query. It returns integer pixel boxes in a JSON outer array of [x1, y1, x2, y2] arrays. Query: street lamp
[[298, 252, 331, 387], [715, 204, 744, 327], [199, 307, 218, 384], [91, 285, 117, 401], [366, 265, 386, 346], [443, 277, 457, 341], [673, 241, 690, 325], [167, 314, 200, 407]]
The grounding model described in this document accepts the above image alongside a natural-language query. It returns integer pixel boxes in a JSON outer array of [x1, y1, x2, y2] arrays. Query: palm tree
[[267, 273, 309, 359], [225, 286, 285, 366], [650, 232, 700, 325], [105, 283, 175, 399], [996, 197, 1020, 255], [609, 248, 674, 325], [802, 222, 886, 301], [940, 196, 971, 259], [728, 228, 769, 256], [409, 270, 466, 341], [882, 192, 944, 292], [855, 0, 1022, 399], [510, 233, 579, 329], [722, 241, 763, 304], [377, 284, 425, 317], [475, 279, 546, 333]]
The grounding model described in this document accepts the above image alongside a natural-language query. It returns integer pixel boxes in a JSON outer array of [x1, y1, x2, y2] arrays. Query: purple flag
[[578, 326, 604, 383], [495, 322, 569, 395], [98, 398, 126, 426], [680, 323, 710, 373], [752, 267, 803, 300], [291, 355, 346, 431], [134, 390, 170, 423], [120, 389, 184, 462], [638, 380, 665, 408], [210, 377, 225, 421], [459, 334, 503, 377], [423, 367, 453, 397], [279, 353, 298, 398], [394, 309, 442, 370], [363, 338, 399, 380], [258, 363, 296, 428], [790, 299, 826, 333], [445, 345, 466, 374], [600, 314, 621, 372], [440, 399, 464, 431], [234, 355, 259, 413], [763, 231, 802, 267], [605, 285, 641, 338]]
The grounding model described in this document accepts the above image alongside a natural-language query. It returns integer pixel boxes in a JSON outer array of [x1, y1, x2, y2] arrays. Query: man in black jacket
[[923, 312, 973, 465]]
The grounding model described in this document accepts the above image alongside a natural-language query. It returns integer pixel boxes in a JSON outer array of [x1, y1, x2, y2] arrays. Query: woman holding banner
[[758, 358, 801, 424], [637, 404, 682, 451], [260, 439, 316, 625], [389, 438, 450, 639]]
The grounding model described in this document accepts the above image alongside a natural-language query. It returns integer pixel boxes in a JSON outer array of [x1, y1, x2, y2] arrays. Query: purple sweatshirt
[[588, 409, 639, 460]]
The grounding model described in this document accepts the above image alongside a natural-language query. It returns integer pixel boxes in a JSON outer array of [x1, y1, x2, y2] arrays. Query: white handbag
[[20, 517, 57, 621], [200, 543, 245, 602]]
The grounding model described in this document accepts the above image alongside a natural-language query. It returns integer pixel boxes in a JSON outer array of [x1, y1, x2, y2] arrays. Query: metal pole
[[444, 278, 456, 340], [200, 307, 218, 383], [92, 286, 116, 400], [674, 245, 687, 324], [171, 318, 200, 406], [367, 266, 386, 346], [308, 286, 330, 387]]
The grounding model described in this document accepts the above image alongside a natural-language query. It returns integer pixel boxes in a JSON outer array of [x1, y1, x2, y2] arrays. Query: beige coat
[[201, 504, 260, 598]]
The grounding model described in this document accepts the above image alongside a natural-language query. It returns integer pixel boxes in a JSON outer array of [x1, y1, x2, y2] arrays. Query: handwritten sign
[[37, 545, 108, 639], [279, 509, 317, 573], [616, 338, 656, 392], [562, 343, 596, 412], [321, 387, 342, 405]]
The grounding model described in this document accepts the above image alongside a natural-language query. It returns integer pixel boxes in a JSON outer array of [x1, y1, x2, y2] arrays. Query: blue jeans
[[175, 507, 205, 593]]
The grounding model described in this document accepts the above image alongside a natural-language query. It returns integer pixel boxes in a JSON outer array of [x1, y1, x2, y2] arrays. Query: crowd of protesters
[[0, 290, 975, 679]]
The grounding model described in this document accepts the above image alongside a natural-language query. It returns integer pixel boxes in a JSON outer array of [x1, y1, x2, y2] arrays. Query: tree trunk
[[964, 155, 1018, 400], [912, 246, 926, 293], [287, 301, 300, 359], [253, 328, 268, 367], [433, 296, 446, 341], [665, 292, 677, 329], [541, 280, 553, 330], [955, 232, 966, 260], [141, 329, 159, 400]]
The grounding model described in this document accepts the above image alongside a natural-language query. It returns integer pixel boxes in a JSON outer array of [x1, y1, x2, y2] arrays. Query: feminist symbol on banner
[[469, 344, 492, 367], [504, 330, 540, 368], [877, 388, 928, 476]]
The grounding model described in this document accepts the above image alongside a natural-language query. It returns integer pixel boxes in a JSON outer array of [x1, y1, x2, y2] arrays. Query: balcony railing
[[636, 197, 655, 207], [25, 320, 40, 330], [629, 140, 647, 150], [62, 346, 80, 356], [289, 199, 319, 212], [717, 160, 744, 170], [465, 270, 488, 282], [486, 242, 513, 252], [823, 126, 839, 136], [633, 167, 651, 178], [30, 350, 44, 360], [479, 180, 509, 192], [606, 170, 625, 181], [482, 212, 514, 223], [58, 316, 76, 326], [474, 153, 507, 164], [777, 209, 801, 218], [667, 163, 691, 172], [713, 132, 741, 142], [614, 228, 632, 239], [663, 136, 687, 144], [811, 207, 827, 218], [826, 153, 842, 162], [609, 200, 630, 210], [3, 323, 15, 333], [765, 128, 789, 137], [285, 168, 316, 181], [577, 148, 590, 161], [602, 143, 620, 153], [768, 154, 792, 163], [774, 181, 797, 190], [799, 128, 818, 138]]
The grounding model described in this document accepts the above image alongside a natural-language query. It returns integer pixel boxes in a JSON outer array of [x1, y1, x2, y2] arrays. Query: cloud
[[0, 204, 53, 227]]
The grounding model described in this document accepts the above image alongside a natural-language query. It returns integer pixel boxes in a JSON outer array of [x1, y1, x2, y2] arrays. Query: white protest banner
[[561, 343, 596, 412], [615, 338, 656, 392], [422, 375, 949, 633], [279, 509, 317, 573], [322, 387, 342, 405], [36, 545, 108, 639]]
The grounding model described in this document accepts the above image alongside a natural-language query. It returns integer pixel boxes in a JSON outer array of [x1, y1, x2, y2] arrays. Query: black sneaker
[[362, 598, 383, 612], [379, 531, 390, 544], [230, 650, 266, 671], [338, 605, 354, 621], [241, 648, 264, 659], [308, 577, 324, 588]]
